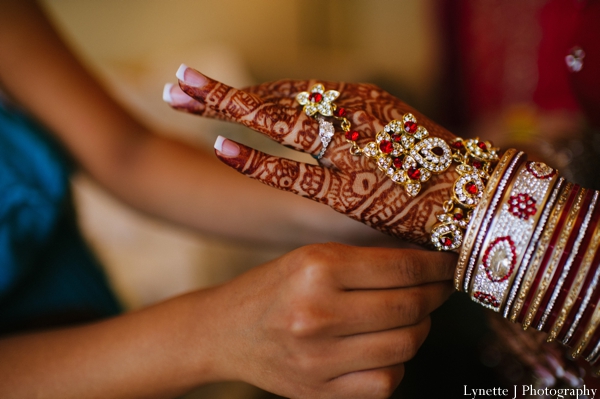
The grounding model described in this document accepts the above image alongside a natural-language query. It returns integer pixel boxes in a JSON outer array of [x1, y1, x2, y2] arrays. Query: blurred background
[[38, 0, 596, 397]]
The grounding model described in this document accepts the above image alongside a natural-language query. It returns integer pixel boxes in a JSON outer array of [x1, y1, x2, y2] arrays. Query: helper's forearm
[[0, 290, 218, 399]]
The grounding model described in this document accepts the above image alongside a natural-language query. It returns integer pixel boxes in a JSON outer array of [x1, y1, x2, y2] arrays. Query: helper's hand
[[166, 67, 460, 246], [204, 244, 456, 399]]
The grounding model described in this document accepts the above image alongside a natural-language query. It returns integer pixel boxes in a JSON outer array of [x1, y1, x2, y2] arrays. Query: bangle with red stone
[[467, 160, 559, 313]]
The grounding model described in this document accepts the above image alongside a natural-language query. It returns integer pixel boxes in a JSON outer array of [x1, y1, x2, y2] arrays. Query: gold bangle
[[521, 187, 587, 330], [509, 182, 574, 322], [536, 190, 599, 331], [548, 207, 600, 341], [574, 294, 600, 360]]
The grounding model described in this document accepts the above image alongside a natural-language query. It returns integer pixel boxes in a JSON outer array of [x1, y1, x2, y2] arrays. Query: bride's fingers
[[176, 65, 320, 152], [243, 79, 347, 100], [213, 136, 386, 214], [163, 83, 233, 121], [243, 79, 312, 99]]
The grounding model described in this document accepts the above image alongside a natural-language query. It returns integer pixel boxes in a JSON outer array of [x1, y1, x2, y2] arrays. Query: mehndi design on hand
[[172, 68, 459, 245]]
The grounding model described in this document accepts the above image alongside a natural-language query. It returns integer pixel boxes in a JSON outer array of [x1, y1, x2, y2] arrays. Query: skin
[[1, 245, 456, 399], [0, 1, 458, 398], [172, 71, 461, 246]]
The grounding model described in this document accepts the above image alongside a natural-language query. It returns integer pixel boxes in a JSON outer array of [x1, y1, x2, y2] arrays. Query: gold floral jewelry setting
[[296, 84, 352, 160], [430, 138, 499, 251], [360, 115, 453, 197]]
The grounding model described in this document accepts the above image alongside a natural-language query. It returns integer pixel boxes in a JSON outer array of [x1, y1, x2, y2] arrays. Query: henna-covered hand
[[167, 65, 460, 246]]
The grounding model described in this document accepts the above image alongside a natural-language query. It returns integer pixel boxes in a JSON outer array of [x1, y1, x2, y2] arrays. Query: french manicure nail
[[214, 135, 240, 157], [176, 63, 208, 88], [563, 370, 583, 388], [545, 354, 565, 378], [163, 83, 192, 104], [533, 366, 556, 387], [162, 83, 174, 103]]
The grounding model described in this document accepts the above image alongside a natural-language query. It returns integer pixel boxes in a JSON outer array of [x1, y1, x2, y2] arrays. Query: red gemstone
[[393, 157, 403, 169], [477, 141, 487, 151], [379, 140, 393, 154], [404, 121, 418, 134], [345, 130, 359, 141], [407, 167, 421, 180], [309, 92, 323, 103], [392, 134, 402, 142], [334, 107, 346, 118], [452, 141, 464, 149], [465, 182, 478, 195], [472, 160, 483, 169], [442, 237, 453, 247], [453, 213, 464, 221], [432, 147, 444, 156]]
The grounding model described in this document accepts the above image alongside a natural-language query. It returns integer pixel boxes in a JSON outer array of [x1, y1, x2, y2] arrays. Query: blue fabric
[[0, 100, 121, 331]]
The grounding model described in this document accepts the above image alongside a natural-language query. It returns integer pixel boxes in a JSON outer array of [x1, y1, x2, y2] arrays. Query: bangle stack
[[446, 148, 600, 371]]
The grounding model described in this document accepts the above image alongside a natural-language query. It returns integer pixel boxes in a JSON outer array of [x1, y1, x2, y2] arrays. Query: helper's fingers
[[177, 65, 320, 152], [333, 318, 431, 375], [329, 282, 454, 336], [325, 364, 405, 399], [329, 247, 457, 290]]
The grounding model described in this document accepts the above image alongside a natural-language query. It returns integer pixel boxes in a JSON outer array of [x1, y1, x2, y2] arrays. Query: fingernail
[[214, 135, 240, 157], [533, 366, 556, 387], [545, 354, 565, 378], [563, 370, 583, 388], [163, 83, 174, 102], [162, 83, 192, 104], [176, 63, 208, 87]]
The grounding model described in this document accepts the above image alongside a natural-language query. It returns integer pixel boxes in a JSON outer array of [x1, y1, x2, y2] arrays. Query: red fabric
[[528, 0, 600, 126], [533, 0, 581, 112], [569, 0, 600, 126], [455, 0, 600, 127]]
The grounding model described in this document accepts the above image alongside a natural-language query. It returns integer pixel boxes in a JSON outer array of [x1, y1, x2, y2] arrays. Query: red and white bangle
[[503, 177, 566, 319], [458, 151, 525, 292], [468, 161, 558, 312]]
